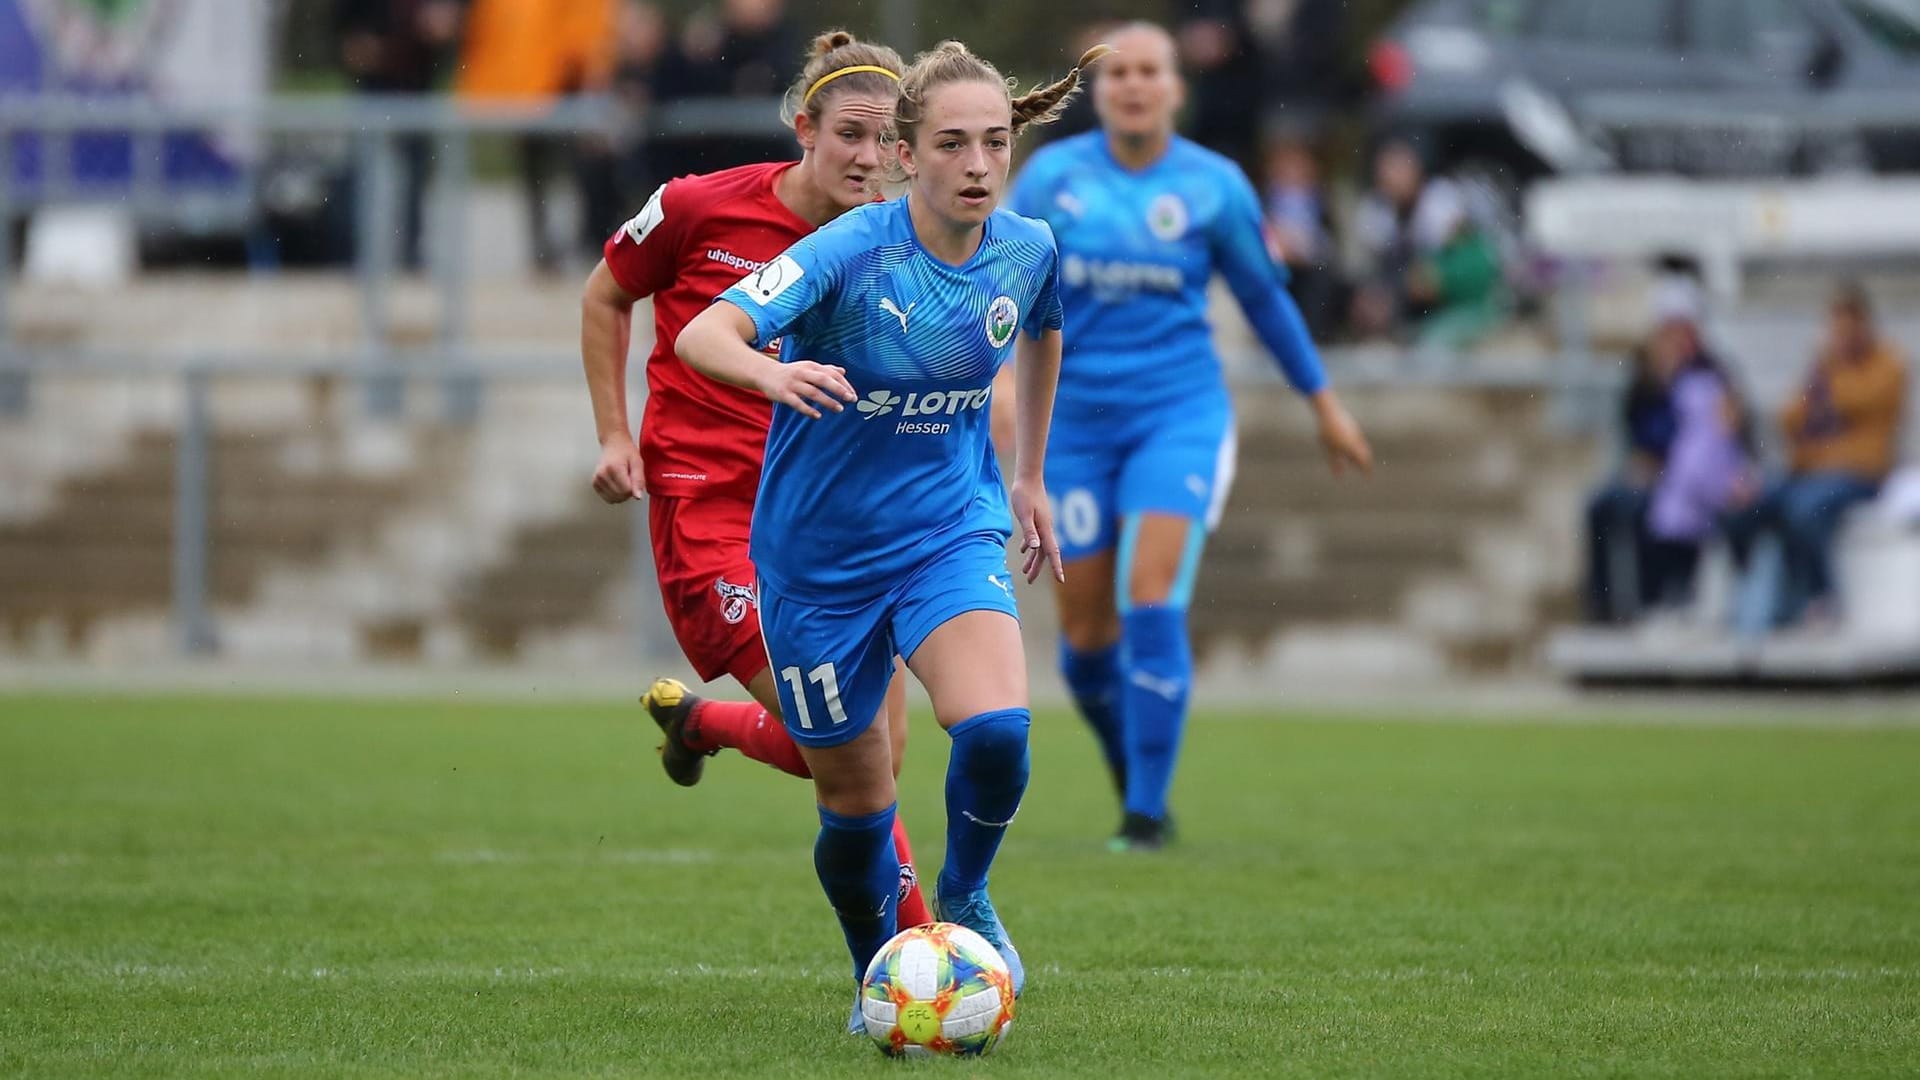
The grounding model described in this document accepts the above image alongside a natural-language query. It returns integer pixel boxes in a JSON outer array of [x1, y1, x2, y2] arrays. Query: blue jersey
[[1008, 132, 1325, 422], [720, 198, 1063, 601]]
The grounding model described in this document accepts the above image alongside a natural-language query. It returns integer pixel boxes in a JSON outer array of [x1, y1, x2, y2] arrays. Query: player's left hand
[[1011, 479, 1065, 584], [1312, 392, 1373, 478]]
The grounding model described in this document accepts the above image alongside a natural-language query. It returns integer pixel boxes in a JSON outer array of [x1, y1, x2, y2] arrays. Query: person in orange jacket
[[455, 0, 617, 269], [1723, 281, 1908, 631]]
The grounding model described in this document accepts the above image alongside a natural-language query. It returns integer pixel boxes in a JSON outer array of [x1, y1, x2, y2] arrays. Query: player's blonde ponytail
[[1009, 45, 1111, 137]]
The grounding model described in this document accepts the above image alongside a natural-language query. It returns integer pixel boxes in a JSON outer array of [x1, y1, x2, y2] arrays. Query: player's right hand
[[759, 361, 856, 420], [591, 437, 646, 503]]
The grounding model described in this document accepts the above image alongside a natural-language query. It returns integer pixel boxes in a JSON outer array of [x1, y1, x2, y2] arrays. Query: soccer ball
[[858, 922, 1016, 1057]]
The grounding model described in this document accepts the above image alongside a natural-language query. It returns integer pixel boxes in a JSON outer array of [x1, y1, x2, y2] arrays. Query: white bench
[[1526, 177, 1920, 303]]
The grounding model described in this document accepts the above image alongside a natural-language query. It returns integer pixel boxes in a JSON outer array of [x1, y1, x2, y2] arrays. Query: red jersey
[[602, 161, 812, 501]]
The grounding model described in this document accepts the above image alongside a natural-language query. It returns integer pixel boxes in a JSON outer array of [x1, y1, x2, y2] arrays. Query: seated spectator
[[1646, 328, 1753, 610], [1403, 182, 1506, 350], [1349, 139, 1459, 342], [1260, 134, 1340, 340], [1584, 282, 1748, 622], [1723, 282, 1909, 632]]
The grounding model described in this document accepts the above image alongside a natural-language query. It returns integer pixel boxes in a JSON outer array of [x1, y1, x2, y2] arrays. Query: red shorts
[[647, 495, 769, 686]]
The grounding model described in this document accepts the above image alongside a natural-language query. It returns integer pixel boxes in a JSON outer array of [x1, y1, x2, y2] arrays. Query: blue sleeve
[[718, 222, 855, 353], [1210, 165, 1327, 396], [1023, 234, 1063, 339]]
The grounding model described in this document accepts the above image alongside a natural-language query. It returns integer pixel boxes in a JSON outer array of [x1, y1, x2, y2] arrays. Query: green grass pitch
[[3, 692, 1917, 1077]]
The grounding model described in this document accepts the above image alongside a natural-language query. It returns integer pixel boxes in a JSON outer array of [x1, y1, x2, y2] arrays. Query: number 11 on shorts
[[780, 663, 849, 729]]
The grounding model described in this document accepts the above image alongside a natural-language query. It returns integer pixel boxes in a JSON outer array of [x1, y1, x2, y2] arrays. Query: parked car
[[1370, 0, 1920, 188]]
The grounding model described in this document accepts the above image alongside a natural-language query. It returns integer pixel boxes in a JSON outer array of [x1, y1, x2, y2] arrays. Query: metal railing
[[0, 94, 1631, 659], [0, 93, 791, 413]]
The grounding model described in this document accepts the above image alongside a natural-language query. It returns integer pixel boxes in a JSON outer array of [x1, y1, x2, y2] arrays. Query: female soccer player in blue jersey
[[1009, 22, 1373, 852], [677, 39, 1106, 1028]]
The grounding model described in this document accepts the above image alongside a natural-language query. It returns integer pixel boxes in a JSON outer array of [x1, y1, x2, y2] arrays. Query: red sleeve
[[602, 179, 685, 298]]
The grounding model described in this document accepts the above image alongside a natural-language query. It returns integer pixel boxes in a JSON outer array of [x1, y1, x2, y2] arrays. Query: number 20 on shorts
[[780, 663, 849, 729]]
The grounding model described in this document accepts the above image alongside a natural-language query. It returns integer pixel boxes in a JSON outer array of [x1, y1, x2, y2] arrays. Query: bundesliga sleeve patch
[[620, 184, 666, 246], [742, 254, 805, 304]]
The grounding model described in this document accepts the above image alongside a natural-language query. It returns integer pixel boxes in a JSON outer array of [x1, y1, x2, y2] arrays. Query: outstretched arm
[[675, 302, 856, 419], [1213, 175, 1372, 476]]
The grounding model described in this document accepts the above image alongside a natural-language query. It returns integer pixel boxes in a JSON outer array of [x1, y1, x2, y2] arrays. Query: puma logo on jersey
[[879, 296, 915, 333]]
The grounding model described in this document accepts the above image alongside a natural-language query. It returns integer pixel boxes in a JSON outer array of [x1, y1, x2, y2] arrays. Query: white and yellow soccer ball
[[858, 922, 1016, 1057]]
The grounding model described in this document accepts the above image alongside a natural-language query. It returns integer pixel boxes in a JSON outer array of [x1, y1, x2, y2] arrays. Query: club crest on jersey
[[1147, 193, 1188, 241], [714, 578, 757, 625], [985, 295, 1019, 349]]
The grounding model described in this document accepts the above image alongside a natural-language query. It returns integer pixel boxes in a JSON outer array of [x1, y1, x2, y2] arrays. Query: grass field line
[[7, 958, 1915, 985], [0, 847, 796, 870], [6, 661, 1919, 730]]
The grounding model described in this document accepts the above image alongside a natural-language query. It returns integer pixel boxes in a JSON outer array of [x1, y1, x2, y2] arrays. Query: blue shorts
[[756, 532, 1020, 748], [1045, 399, 1237, 563]]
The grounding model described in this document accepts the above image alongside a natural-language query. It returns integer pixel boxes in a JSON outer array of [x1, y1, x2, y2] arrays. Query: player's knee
[[1126, 560, 1181, 607], [816, 783, 898, 818], [813, 762, 898, 817], [1059, 606, 1120, 652], [948, 709, 1031, 786]]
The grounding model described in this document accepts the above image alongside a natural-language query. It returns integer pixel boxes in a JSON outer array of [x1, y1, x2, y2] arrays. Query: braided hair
[[889, 40, 1111, 152]]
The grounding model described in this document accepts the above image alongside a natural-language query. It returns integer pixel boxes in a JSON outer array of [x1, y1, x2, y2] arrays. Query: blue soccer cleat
[[935, 887, 1025, 997], [847, 985, 866, 1036]]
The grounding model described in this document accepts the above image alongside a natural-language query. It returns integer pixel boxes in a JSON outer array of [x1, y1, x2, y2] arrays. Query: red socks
[[685, 700, 810, 778], [892, 814, 933, 930]]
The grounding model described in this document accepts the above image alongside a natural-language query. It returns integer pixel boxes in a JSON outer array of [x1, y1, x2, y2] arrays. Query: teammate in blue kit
[[676, 39, 1108, 1028], [1009, 22, 1373, 852]]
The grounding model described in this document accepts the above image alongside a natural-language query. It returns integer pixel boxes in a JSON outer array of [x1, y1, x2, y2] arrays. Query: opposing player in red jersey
[[580, 31, 933, 929]]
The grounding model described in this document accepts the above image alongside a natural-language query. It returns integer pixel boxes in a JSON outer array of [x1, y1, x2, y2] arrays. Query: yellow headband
[[803, 65, 900, 105]]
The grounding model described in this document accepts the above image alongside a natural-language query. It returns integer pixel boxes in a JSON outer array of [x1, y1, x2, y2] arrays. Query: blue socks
[[1059, 641, 1126, 792], [1121, 605, 1191, 822], [939, 708, 1031, 896], [814, 803, 900, 979]]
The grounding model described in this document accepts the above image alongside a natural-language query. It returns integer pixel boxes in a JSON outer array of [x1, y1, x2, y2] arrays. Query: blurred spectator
[[1350, 139, 1491, 344], [334, 0, 462, 270], [1176, 3, 1261, 170], [1260, 134, 1340, 340], [1585, 282, 1746, 623], [663, 0, 799, 171], [1644, 292, 1753, 612], [578, 1, 679, 247], [678, 0, 795, 97], [1723, 283, 1909, 633], [1402, 181, 1506, 350], [455, 0, 616, 270], [1244, 0, 1348, 134]]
